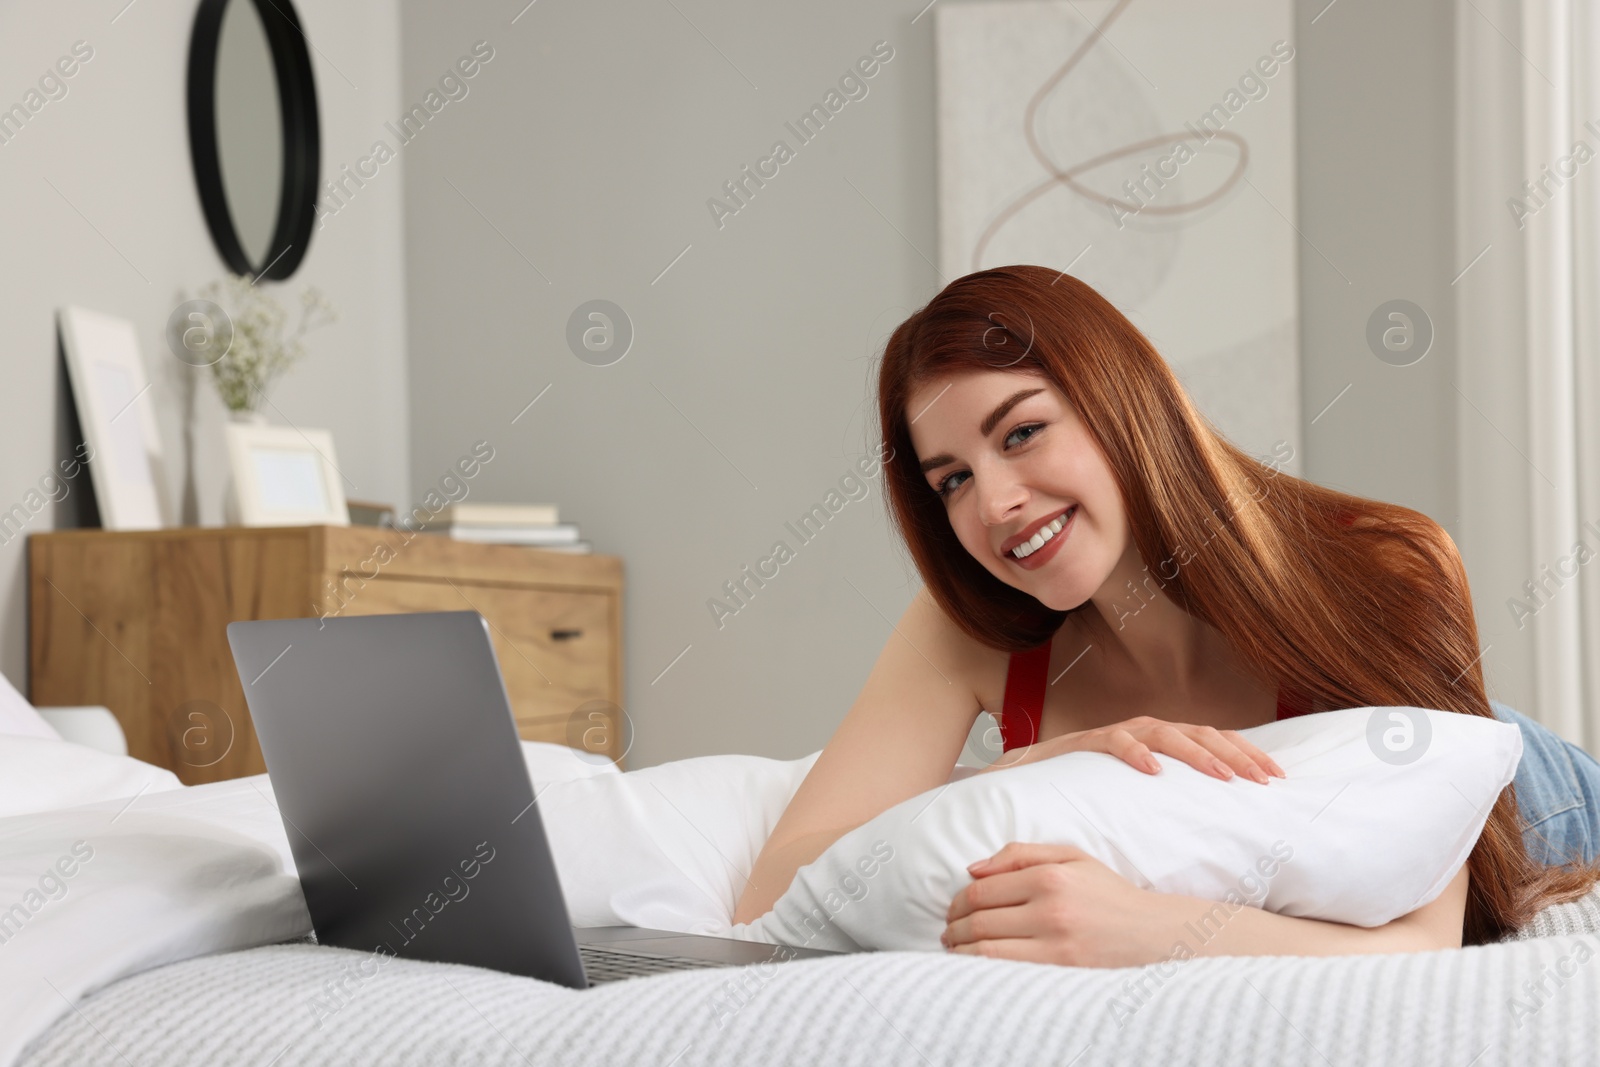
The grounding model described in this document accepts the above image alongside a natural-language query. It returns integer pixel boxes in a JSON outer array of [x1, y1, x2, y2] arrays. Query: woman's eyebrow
[[918, 387, 1046, 475], [980, 388, 1045, 436]]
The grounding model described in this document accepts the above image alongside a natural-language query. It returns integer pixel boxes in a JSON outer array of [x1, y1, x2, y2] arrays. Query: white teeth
[[1009, 507, 1075, 560]]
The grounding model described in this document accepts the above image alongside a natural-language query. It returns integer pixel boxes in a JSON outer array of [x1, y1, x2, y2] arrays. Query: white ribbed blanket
[[17, 893, 1600, 1067]]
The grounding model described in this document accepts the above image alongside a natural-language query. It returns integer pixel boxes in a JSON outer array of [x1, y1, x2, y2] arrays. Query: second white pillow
[[731, 706, 1523, 952]]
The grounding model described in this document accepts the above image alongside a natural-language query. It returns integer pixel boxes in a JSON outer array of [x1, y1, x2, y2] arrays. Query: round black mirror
[[186, 0, 319, 281]]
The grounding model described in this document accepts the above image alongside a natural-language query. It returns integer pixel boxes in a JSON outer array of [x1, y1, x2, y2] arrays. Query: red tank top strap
[[1275, 685, 1313, 719], [999, 639, 1052, 751]]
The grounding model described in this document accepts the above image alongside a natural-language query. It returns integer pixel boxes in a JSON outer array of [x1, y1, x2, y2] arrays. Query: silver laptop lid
[[227, 610, 587, 988]]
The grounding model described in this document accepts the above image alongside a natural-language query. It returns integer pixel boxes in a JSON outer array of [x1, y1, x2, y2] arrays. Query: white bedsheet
[[0, 776, 306, 1066], [0, 739, 624, 1067]]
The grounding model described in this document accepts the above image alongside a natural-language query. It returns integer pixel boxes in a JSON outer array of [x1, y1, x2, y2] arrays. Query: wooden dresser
[[28, 526, 626, 784]]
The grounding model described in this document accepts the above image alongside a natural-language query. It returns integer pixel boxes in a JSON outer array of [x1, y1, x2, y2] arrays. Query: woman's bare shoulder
[[896, 587, 1014, 699]]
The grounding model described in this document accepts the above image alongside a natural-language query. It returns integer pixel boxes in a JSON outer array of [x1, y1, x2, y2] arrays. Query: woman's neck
[[1079, 541, 1220, 695]]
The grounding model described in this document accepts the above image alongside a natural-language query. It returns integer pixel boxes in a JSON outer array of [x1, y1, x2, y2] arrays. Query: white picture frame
[[57, 306, 171, 530], [224, 423, 350, 527]]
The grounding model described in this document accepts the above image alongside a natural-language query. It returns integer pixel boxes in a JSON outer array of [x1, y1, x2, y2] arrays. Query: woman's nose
[[977, 477, 1027, 527]]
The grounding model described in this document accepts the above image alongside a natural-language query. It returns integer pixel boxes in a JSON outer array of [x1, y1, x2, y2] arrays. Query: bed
[[5, 733, 1599, 1066]]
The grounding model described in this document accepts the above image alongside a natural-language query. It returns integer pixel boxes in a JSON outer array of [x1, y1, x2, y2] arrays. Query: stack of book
[[438, 503, 590, 553]]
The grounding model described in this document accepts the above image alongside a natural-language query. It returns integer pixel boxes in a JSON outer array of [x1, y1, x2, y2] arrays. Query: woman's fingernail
[[1144, 757, 1160, 774], [967, 859, 986, 872], [1213, 760, 1234, 779], [1249, 767, 1269, 784]]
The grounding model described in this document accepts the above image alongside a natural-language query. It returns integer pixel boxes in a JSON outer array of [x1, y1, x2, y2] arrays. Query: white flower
[[190, 276, 338, 413]]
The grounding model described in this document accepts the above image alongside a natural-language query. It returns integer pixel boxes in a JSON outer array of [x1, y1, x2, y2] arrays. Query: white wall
[[1293, 0, 1459, 534], [0, 2, 410, 687], [399, 0, 926, 766]]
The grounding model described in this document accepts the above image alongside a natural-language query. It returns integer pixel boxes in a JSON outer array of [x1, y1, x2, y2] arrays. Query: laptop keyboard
[[578, 943, 725, 985]]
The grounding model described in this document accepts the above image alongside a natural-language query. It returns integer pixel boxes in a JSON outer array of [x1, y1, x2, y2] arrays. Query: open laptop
[[226, 609, 843, 989]]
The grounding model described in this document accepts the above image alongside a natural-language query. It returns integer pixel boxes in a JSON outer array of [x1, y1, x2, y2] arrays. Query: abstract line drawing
[[969, 0, 1249, 273]]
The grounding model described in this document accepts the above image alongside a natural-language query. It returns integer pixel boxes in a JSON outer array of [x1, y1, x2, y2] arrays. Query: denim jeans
[[1490, 700, 1600, 866]]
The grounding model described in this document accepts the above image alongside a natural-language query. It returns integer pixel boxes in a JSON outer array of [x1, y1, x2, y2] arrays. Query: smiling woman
[[732, 264, 1600, 959]]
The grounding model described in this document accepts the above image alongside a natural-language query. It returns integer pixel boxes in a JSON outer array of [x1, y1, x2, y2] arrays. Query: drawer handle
[[550, 628, 584, 641]]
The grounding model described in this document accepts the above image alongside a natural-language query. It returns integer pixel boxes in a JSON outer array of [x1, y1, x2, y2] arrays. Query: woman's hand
[[944, 843, 1471, 965], [942, 842, 1191, 967], [977, 715, 1285, 783]]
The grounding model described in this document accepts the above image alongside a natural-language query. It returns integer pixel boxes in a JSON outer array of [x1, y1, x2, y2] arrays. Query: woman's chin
[[1037, 592, 1084, 613], [1004, 576, 1085, 613], [981, 555, 1089, 612]]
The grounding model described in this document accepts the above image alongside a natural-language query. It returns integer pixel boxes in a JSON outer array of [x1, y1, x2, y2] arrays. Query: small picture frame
[[224, 423, 350, 527], [57, 306, 171, 530]]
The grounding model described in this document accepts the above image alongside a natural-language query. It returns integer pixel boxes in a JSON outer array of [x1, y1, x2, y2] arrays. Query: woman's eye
[[935, 470, 970, 498], [1005, 423, 1043, 448]]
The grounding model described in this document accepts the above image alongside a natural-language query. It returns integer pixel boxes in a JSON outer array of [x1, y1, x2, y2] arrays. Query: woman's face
[[906, 368, 1131, 612]]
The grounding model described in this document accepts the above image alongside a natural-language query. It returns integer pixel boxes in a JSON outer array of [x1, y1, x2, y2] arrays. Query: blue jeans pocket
[[1491, 700, 1600, 867]]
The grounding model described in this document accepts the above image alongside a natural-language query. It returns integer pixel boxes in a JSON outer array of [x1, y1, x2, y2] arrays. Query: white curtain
[[1456, 0, 1600, 748]]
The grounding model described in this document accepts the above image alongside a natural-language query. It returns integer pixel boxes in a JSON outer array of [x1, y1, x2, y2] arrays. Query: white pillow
[[0, 670, 62, 741], [521, 740, 622, 784], [0, 736, 603, 824], [0, 734, 184, 818], [540, 751, 819, 935], [537, 752, 987, 934], [730, 706, 1523, 952]]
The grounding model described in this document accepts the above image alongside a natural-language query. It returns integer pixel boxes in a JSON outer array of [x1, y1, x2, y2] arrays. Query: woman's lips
[[1007, 505, 1076, 570], [1001, 505, 1074, 555]]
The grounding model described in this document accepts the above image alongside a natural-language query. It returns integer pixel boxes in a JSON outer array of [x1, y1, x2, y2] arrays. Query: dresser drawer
[[332, 576, 618, 746]]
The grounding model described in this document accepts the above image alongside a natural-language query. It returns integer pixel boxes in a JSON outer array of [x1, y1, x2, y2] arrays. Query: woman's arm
[[943, 844, 1469, 965], [1175, 864, 1469, 959], [732, 589, 990, 925]]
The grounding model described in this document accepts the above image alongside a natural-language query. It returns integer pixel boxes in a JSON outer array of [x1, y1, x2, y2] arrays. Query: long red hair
[[876, 264, 1600, 944]]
